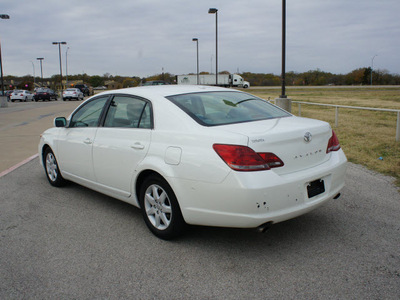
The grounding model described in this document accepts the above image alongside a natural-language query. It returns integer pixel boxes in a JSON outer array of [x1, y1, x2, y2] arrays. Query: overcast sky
[[1, 0, 399, 78]]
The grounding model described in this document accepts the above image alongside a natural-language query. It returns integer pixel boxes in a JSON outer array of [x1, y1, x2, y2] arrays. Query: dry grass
[[247, 87, 400, 185]]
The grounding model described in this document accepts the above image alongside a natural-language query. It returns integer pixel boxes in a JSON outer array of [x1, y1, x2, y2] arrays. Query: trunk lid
[[220, 116, 332, 175]]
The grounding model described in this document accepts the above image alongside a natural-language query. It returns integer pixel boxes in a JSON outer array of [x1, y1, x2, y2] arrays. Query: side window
[[69, 96, 108, 128], [104, 96, 152, 129]]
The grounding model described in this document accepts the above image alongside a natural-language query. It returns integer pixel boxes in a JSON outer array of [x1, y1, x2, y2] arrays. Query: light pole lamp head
[[192, 38, 198, 42], [0, 14, 10, 19], [37, 57, 44, 60], [208, 8, 218, 14]]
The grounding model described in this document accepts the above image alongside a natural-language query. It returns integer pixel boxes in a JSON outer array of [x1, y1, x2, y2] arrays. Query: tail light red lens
[[258, 152, 284, 168], [326, 130, 341, 153], [213, 144, 284, 171]]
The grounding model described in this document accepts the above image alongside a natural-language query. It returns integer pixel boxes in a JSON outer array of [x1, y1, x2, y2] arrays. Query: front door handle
[[131, 143, 145, 150], [84, 138, 92, 144]]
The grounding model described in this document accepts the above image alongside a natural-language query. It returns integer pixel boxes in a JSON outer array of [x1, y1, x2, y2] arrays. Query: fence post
[[298, 103, 301, 116], [335, 107, 339, 127], [396, 111, 400, 142]]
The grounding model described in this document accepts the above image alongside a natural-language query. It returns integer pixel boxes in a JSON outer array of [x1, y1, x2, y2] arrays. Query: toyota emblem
[[304, 132, 312, 143]]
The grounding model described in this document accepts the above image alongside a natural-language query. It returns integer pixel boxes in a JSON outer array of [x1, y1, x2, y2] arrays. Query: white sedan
[[62, 88, 84, 101], [10, 90, 34, 102], [39, 85, 347, 239]]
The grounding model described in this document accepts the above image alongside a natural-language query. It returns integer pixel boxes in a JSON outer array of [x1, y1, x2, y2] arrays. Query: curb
[[0, 154, 39, 178]]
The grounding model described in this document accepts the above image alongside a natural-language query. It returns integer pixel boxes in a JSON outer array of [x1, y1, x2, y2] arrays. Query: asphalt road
[[0, 99, 399, 299], [0, 100, 82, 173], [0, 157, 399, 299]]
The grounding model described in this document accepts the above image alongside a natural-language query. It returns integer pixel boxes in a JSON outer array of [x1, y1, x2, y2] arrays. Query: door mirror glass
[[54, 117, 67, 127]]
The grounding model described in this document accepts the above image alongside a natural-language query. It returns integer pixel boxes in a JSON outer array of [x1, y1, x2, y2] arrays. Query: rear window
[[166, 91, 290, 126]]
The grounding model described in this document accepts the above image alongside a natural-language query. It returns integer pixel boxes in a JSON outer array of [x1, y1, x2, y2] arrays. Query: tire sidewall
[[139, 175, 185, 239], [44, 148, 66, 187]]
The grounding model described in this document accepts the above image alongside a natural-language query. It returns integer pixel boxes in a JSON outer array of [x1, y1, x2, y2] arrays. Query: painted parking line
[[0, 154, 39, 178]]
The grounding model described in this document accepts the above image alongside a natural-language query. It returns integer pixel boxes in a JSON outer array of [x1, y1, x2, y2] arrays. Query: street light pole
[[0, 14, 10, 108], [66, 47, 69, 88], [52, 41, 67, 91], [208, 8, 218, 85], [31, 61, 35, 87], [275, 0, 291, 112], [36, 57, 44, 87], [280, 0, 287, 99], [192, 38, 199, 85], [371, 54, 377, 86]]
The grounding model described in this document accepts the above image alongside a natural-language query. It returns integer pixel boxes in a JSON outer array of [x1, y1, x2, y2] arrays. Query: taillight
[[258, 152, 284, 168], [213, 144, 284, 171], [326, 130, 341, 153]]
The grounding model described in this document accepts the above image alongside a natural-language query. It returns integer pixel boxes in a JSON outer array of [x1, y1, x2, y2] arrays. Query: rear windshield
[[166, 91, 290, 126]]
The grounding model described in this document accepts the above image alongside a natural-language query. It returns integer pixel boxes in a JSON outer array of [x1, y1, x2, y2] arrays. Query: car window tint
[[69, 97, 108, 128], [103, 96, 151, 129], [167, 91, 291, 126]]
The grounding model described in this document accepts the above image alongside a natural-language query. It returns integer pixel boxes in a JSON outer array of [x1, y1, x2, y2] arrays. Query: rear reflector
[[213, 144, 284, 171]]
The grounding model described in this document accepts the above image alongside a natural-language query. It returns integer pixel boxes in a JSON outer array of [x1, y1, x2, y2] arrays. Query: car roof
[[97, 85, 240, 99]]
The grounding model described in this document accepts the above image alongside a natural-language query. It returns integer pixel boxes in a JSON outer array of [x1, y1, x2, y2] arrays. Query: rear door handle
[[84, 138, 92, 144], [131, 143, 145, 150]]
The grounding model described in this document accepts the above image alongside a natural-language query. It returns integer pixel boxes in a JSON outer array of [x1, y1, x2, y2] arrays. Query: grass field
[[248, 86, 400, 185]]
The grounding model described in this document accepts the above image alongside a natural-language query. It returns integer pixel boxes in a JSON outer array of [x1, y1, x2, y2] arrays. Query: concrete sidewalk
[[0, 100, 82, 173]]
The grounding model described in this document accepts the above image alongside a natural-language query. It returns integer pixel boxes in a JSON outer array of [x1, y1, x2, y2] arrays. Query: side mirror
[[54, 117, 67, 127]]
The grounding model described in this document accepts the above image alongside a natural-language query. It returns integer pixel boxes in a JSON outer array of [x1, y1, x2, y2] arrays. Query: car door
[[92, 95, 152, 198], [56, 96, 109, 182]]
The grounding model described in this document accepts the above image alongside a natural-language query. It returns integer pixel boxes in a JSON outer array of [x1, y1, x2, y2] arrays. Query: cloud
[[1, 0, 399, 77]]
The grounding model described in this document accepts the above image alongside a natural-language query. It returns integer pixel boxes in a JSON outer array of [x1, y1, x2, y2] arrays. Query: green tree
[[89, 75, 104, 87]]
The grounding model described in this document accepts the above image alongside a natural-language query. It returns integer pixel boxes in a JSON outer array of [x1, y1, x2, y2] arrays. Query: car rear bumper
[[172, 150, 347, 228]]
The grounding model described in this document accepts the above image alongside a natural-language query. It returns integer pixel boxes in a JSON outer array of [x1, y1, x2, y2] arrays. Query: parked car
[[6, 90, 13, 100], [10, 90, 34, 102], [0, 90, 13, 99], [62, 88, 84, 101], [74, 84, 91, 96], [34, 88, 58, 101], [38, 85, 347, 239]]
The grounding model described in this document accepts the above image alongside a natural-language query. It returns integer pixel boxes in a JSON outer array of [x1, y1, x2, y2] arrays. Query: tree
[[363, 67, 372, 85], [89, 75, 104, 87]]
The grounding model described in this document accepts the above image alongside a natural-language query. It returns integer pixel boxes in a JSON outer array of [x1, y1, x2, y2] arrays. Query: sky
[[1, 0, 399, 78]]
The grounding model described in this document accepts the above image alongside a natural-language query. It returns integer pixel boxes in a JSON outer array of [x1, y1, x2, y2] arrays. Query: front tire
[[44, 148, 67, 187], [139, 175, 186, 239]]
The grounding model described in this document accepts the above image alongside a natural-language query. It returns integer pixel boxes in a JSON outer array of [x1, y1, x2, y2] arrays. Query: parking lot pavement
[[0, 100, 82, 173], [0, 158, 399, 299]]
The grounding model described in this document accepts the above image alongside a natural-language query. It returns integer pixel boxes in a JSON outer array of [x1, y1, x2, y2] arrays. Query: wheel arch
[[40, 144, 51, 165], [135, 169, 165, 208]]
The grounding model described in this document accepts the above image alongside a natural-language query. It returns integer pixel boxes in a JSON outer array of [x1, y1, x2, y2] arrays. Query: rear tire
[[139, 175, 186, 239], [44, 148, 67, 187]]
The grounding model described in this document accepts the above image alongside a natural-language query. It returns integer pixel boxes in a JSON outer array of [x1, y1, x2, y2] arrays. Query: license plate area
[[307, 179, 325, 198]]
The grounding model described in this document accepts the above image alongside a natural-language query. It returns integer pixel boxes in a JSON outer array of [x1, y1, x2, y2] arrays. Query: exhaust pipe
[[333, 193, 341, 200], [256, 222, 272, 233]]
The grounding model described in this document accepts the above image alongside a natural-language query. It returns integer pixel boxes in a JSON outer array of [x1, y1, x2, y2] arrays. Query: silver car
[[10, 90, 34, 102], [62, 88, 84, 101]]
